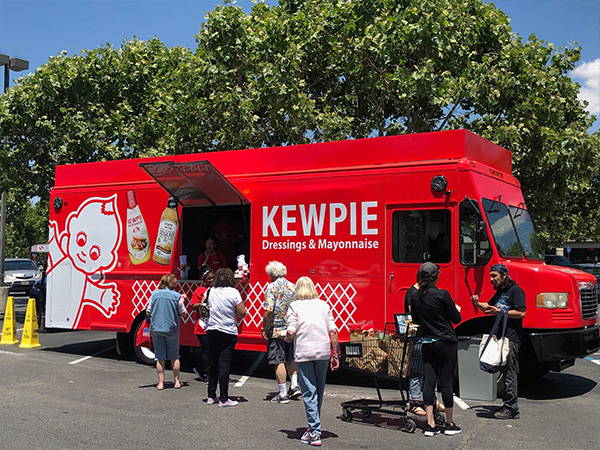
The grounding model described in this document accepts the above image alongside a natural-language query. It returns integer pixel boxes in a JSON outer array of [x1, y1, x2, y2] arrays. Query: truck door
[[385, 205, 454, 321]]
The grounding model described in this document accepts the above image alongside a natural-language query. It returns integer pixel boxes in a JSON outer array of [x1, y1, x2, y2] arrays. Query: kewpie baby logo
[[47, 195, 123, 327]]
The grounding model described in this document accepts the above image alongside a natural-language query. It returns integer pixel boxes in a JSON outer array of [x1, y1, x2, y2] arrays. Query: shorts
[[267, 338, 295, 365], [151, 331, 180, 361]]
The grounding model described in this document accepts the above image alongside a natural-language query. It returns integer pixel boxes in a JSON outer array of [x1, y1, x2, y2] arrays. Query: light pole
[[1, 54, 29, 93], [0, 54, 29, 311]]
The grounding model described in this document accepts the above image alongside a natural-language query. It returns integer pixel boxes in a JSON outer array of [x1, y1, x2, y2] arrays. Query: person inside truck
[[196, 238, 227, 273], [471, 264, 526, 420]]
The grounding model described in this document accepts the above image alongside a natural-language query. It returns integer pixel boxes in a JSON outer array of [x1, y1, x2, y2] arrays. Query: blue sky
[[1, 0, 598, 124]]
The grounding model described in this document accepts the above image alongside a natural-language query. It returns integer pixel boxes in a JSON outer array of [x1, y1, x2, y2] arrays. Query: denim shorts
[[151, 331, 180, 361]]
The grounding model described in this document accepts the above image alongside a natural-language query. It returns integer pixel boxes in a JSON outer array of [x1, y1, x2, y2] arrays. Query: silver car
[[4, 258, 42, 295]]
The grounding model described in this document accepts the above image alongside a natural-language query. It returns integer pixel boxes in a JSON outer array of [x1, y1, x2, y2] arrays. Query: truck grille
[[580, 284, 599, 320]]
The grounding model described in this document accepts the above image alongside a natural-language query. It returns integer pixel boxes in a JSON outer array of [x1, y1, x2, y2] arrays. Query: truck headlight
[[4, 274, 15, 282], [536, 292, 568, 309], [34, 272, 42, 280]]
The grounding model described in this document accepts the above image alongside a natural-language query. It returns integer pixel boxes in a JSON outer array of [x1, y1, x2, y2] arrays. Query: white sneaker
[[206, 397, 218, 405], [219, 399, 239, 407]]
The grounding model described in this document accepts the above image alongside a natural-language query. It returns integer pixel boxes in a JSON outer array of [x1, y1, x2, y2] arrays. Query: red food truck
[[45, 129, 599, 375]]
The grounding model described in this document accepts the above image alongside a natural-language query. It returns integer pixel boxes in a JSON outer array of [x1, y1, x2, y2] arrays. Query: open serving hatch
[[139, 160, 249, 207]]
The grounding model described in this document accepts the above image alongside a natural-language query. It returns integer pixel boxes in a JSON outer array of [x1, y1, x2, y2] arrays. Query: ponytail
[[417, 274, 437, 297]]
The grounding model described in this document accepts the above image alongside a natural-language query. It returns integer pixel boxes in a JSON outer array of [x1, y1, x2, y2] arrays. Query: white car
[[4, 258, 43, 295]]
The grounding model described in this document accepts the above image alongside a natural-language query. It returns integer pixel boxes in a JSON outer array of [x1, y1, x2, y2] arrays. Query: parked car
[[575, 263, 600, 282], [544, 254, 577, 268], [3, 258, 43, 295]]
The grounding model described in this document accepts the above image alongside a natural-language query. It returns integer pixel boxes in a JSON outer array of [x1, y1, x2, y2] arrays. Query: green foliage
[[0, 0, 598, 254]]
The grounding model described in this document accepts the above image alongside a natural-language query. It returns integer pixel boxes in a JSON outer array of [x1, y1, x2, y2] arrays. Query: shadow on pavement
[[41, 337, 120, 360], [471, 405, 499, 419], [279, 427, 338, 441], [334, 411, 421, 432], [519, 372, 597, 400]]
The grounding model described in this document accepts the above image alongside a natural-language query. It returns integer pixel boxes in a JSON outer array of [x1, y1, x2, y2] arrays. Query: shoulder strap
[[482, 312, 503, 349], [205, 288, 211, 306], [499, 311, 508, 339]]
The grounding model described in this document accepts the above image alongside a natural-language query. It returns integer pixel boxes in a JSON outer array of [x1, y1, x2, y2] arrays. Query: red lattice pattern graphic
[[130, 280, 357, 331]]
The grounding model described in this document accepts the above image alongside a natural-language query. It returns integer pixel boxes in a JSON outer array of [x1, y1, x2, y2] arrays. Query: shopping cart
[[339, 323, 443, 433]]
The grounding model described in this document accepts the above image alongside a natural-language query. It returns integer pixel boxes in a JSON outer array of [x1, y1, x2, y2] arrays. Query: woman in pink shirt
[[285, 276, 339, 447]]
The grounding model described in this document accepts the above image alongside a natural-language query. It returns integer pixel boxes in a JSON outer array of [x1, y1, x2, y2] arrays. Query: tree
[[184, 0, 598, 245], [0, 0, 598, 255], [0, 39, 191, 255]]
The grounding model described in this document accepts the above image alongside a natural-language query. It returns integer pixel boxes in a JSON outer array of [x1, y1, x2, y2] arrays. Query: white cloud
[[571, 58, 600, 114]]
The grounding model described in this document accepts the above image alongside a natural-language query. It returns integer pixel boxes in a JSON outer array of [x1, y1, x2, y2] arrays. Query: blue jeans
[[297, 359, 329, 434]]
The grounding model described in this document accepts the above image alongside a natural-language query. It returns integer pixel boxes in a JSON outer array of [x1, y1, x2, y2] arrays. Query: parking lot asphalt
[[1, 297, 599, 449]]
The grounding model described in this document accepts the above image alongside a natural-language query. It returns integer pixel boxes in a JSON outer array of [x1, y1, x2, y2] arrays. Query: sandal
[[174, 382, 182, 389], [156, 384, 164, 390]]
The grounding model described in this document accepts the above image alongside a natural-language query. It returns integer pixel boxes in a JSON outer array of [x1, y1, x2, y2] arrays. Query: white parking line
[[453, 396, 470, 410], [17, 328, 24, 332], [68, 345, 115, 365], [585, 357, 600, 366], [234, 352, 265, 387], [0, 349, 24, 357]]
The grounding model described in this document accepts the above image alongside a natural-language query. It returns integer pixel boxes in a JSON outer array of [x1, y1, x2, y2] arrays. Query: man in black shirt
[[471, 264, 526, 419]]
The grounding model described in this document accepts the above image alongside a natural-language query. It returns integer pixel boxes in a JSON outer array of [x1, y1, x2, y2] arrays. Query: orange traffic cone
[[19, 298, 41, 348], [1, 296, 19, 345]]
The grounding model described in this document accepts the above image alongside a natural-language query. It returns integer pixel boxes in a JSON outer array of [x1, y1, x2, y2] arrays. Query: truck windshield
[[509, 206, 544, 260], [482, 199, 523, 258]]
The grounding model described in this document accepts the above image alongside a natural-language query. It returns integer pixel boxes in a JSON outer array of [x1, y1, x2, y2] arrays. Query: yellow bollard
[[19, 298, 41, 349], [1, 296, 19, 345]]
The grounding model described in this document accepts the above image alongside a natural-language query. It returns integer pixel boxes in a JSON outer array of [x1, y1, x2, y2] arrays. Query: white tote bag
[[479, 312, 510, 373]]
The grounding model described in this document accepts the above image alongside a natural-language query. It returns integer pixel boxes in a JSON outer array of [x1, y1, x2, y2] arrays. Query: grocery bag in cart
[[346, 332, 388, 376]]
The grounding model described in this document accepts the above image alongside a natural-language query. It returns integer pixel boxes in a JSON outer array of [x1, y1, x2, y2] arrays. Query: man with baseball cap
[[471, 264, 526, 419]]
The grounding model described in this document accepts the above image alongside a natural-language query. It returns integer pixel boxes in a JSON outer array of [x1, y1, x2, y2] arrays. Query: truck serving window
[[509, 206, 544, 260], [392, 210, 451, 263], [482, 198, 523, 258], [459, 199, 492, 266]]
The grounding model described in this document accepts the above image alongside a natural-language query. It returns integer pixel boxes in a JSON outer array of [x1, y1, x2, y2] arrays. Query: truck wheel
[[116, 332, 134, 360], [520, 365, 550, 379], [132, 320, 155, 366]]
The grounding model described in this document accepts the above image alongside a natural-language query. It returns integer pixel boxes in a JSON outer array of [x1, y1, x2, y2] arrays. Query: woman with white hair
[[285, 276, 339, 446], [262, 261, 300, 403]]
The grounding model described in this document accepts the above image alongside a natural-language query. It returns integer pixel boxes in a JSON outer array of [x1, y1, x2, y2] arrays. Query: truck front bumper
[[529, 325, 600, 362]]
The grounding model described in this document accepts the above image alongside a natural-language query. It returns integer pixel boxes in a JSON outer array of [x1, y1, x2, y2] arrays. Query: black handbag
[[200, 288, 211, 319]]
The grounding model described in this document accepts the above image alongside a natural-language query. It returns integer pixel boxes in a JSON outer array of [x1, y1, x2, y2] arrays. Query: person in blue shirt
[[147, 274, 186, 390]]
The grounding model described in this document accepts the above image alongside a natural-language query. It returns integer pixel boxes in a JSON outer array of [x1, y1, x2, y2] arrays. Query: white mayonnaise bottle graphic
[[153, 198, 179, 265], [126, 190, 151, 265]]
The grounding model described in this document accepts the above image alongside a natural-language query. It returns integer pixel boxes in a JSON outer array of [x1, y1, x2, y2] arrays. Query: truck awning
[[139, 160, 249, 207]]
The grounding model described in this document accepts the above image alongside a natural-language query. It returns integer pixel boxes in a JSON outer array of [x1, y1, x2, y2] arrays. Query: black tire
[[362, 409, 372, 419], [522, 366, 550, 379], [116, 332, 134, 360], [342, 409, 353, 422], [132, 319, 155, 366], [435, 412, 445, 426], [402, 418, 416, 433]]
